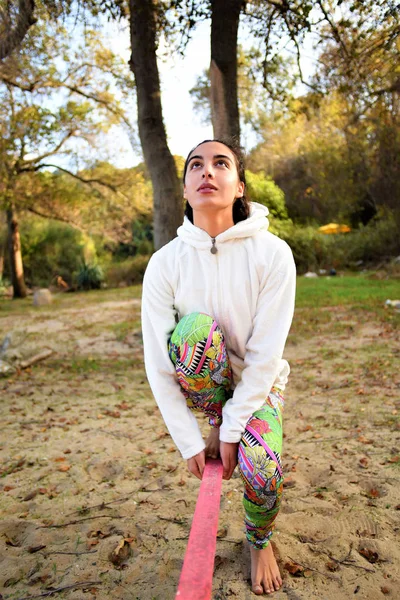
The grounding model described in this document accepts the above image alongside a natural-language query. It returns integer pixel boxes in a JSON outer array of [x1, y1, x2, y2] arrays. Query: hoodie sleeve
[[219, 240, 296, 443], [141, 251, 206, 459]]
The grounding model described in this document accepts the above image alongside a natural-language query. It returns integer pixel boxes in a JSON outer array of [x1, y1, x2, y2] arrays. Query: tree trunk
[[6, 205, 27, 298], [0, 0, 36, 60], [210, 0, 243, 142], [129, 0, 183, 250]]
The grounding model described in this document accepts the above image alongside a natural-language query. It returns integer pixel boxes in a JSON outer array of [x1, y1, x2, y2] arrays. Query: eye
[[190, 160, 202, 169], [215, 159, 229, 167]]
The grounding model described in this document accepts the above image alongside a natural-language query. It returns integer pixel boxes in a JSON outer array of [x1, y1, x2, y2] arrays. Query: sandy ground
[[0, 289, 399, 600]]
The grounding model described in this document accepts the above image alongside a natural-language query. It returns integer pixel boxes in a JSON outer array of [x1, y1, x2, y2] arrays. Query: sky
[[104, 18, 214, 168], [62, 12, 317, 171]]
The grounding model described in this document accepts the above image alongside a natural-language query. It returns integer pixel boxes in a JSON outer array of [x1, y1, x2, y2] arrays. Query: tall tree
[[209, 0, 243, 140], [0, 15, 134, 297], [0, 0, 36, 60], [129, 0, 183, 250]]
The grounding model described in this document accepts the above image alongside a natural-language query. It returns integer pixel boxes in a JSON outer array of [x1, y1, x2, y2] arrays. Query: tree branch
[[25, 206, 85, 232], [30, 163, 120, 194], [18, 131, 76, 168], [282, 14, 321, 93], [64, 84, 133, 130], [0, 74, 134, 132], [0, 0, 37, 60], [315, 0, 349, 58]]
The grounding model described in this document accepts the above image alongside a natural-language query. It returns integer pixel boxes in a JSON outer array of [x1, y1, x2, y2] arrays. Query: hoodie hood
[[177, 202, 270, 250]]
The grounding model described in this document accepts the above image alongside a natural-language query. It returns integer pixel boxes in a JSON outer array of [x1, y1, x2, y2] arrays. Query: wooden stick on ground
[[20, 349, 53, 369]]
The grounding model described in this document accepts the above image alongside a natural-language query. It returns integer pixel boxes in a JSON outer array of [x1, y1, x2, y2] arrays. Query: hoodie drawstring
[[210, 237, 217, 254]]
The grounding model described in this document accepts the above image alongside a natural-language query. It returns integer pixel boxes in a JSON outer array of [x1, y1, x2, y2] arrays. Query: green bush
[[246, 171, 288, 219], [77, 263, 104, 290], [20, 218, 97, 287], [105, 255, 151, 288], [277, 214, 400, 273]]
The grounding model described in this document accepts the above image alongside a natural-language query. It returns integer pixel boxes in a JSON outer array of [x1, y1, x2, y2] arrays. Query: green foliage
[[105, 256, 151, 288], [278, 213, 400, 274], [245, 171, 288, 219], [77, 263, 104, 291], [20, 219, 93, 287]]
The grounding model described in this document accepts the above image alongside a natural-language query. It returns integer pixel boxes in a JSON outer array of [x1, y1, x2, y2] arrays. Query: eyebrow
[[188, 153, 233, 164]]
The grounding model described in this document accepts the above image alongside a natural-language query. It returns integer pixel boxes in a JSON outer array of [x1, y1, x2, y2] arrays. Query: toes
[[263, 579, 273, 594], [252, 584, 263, 595], [272, 575, 281, 590]]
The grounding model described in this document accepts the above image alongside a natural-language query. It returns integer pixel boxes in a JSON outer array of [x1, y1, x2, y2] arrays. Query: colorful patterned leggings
[[168, 312, 284, 549]]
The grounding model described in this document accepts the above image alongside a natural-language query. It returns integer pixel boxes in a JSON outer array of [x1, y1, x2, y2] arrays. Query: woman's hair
[[182, 138, 250, 224]]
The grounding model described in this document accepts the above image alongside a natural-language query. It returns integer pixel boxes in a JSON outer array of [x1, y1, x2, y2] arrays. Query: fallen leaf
[[115, 403, 130, 410], [387, 455, 399, 464], [297, 425, 313, 433], [146, 461, 158, 470], [87, 539, 99, 547], [381, 586, 391, 595], [358, 435, 373, 444], [5, 536, 19, 547], [28, 545, 46, 553], [3, 485, 15, 492], [58, 464, 71, 472], [366, 488, 381, 499], [109, 539, 132, 566], [359, 457, 369, 468], [54, 457, 66, 462], [284, 478, 296, 488], [326, 560, 339, 572], [284, 560, 304, 576], [23, 489, 39, 501], [217, 527, 228, 539], [359, 547, 379, 563], [103, 410, 121, 418]]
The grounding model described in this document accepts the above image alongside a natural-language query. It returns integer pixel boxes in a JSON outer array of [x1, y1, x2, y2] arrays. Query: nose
[[202, 162, 214, 178]]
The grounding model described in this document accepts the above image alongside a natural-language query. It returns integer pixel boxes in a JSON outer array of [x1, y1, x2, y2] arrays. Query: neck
[[192, 206, 234, 238]]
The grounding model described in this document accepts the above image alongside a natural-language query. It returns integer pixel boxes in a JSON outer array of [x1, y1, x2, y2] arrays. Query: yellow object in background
[[318, 223, 351, 234]]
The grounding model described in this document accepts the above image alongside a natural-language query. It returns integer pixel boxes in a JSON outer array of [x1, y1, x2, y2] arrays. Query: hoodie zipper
[[210, 234, 222, 323]]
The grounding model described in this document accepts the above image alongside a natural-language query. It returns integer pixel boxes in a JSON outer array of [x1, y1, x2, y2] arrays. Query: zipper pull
[[210, 237, 218, 254]]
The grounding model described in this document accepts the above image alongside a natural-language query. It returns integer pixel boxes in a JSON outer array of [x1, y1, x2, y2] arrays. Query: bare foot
[[205, 427, 220, 459], [250, 543, 282, 595]]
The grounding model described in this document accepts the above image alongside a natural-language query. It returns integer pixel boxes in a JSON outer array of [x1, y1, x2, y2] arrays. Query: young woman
[[141, 139, 296, 595]]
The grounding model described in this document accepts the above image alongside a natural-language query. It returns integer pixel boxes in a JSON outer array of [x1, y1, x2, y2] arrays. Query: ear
[[235, 181, 245, 198]]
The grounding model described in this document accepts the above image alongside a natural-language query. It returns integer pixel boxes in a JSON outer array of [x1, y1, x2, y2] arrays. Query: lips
[[197, 183, 217, 191]]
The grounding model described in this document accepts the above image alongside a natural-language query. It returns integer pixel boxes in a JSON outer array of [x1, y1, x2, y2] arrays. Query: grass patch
[[45, 356, 144, 373], [0, 284, 142, 317], [295, 274, 400, 309], [111, 319, 142, 341]]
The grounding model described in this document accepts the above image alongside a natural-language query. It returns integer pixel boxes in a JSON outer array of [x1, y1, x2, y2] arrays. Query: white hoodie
[[141, 202, 296, 459]]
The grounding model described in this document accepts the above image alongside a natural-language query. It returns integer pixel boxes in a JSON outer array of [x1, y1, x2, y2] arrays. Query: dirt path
[[0, 290, 399, 600]]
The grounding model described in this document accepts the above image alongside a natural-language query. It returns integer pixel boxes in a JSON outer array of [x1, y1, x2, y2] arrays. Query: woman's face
[[184, 141, 245, 214]]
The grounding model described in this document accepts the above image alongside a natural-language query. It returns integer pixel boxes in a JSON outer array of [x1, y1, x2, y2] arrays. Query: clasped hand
[[186, 435, 238, 481]]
